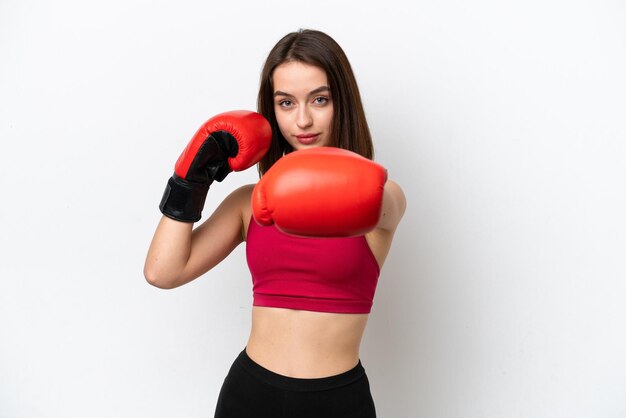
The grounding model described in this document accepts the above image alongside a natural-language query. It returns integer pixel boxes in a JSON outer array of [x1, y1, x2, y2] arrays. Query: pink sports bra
[[246, 217, 380, 314]]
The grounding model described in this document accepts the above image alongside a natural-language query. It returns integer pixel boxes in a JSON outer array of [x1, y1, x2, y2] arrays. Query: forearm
[[144, 216, 194, 289]]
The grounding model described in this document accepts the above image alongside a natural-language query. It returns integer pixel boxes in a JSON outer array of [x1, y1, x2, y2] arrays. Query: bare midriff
[[245, 306, 369, 378]]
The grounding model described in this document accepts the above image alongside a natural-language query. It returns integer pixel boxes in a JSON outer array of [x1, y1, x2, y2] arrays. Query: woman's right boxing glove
[[160, 110, 272, 222], [251, 147, 387, 237]]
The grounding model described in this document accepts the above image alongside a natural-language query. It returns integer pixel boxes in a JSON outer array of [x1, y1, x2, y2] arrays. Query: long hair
[[257, 29, 373, 176]]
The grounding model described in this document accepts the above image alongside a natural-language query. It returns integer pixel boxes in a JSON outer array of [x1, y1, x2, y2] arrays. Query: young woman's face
[[272, 61, 334, 150]]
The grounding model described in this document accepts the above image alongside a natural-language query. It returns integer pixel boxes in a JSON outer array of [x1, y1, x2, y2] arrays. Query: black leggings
[[214, 349, 377, 418]]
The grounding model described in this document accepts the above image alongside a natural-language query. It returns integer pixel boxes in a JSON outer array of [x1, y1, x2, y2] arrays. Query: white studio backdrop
[[1, 0, 625, 417]]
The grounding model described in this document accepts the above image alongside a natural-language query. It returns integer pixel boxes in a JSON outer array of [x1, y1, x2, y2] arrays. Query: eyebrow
[[274, 86, 331, 98]]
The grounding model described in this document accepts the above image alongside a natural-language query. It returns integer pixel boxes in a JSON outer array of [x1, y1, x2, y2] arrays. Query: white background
[[1, 0, 625, 417]]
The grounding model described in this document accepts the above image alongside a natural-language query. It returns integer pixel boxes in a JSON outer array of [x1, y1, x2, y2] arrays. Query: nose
[[296, 106, 313, 129]]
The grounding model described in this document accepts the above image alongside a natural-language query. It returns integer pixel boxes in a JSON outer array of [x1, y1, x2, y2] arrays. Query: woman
[[145, 29, 406, 418]]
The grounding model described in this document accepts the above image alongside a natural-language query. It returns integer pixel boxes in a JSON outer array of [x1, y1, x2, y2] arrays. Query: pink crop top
[[246, 217, 381, 314]]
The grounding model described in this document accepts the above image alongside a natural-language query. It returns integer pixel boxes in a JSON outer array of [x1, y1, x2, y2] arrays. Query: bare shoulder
[[226, 183, 255, 206], [364, 179, 406, 268], [192, 183, 254, 236], [220, 183, 255, 238], [386, 180, 406, 209], [378, 179, 407, 232], [208, 183, 255, 223]]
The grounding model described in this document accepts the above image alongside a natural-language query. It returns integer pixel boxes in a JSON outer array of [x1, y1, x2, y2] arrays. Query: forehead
[[272, 61, 328, 92]]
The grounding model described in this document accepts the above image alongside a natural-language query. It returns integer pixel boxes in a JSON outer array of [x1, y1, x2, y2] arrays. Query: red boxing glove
[[160, 110, 272, 222], [174, 110, 271, 177], [252, 147, 387, 237]]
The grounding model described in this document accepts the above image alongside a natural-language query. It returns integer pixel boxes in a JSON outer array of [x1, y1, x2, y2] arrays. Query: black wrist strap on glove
[[159, 174, 210, 223], [159, 131, 239, 223]]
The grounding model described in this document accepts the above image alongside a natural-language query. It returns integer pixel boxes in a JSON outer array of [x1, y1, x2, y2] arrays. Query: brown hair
[[257, 29, 373, 175]]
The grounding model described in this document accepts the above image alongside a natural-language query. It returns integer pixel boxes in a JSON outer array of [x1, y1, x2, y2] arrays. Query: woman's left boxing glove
[[160, 110, 272, 222]]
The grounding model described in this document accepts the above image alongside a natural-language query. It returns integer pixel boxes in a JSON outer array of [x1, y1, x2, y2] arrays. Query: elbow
[[143, 265, 179, 290]]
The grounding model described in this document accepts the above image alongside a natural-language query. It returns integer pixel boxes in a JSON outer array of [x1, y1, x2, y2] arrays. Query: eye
[[313, 96, 329, 105], [277, 99, 293, 108]]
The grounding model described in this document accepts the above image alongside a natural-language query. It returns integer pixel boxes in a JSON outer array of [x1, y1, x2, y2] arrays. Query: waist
[[236, 348, 366, 391], [246, 306, 369, 378]]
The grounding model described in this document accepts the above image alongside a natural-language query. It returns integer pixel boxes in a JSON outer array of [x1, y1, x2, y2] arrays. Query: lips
[[295, 134, 319, 145]]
